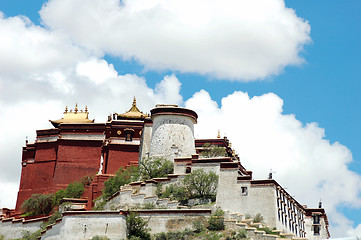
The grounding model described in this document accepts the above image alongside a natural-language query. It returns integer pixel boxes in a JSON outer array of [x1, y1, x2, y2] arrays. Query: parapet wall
[[0, 216, 49, 240], [40, 209, 211, 239]]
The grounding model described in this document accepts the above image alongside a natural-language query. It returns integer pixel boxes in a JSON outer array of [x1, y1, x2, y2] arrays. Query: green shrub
[[139, 158, 174, 181], [253, 213, 264, 223], [154, 229, 194, 240], [91, 236, 110, 240], [22, 179, 88, 216], [207, 209, 225, 231], [93, 197, 107, 210], [157, 184, 188, 204], [13, 230, 42, 240], [192, 219, 206, 233], [53, 189, 66, 206], [103, 166, 139, 199], [142, 202, 156, 209], [81, 175, 94, 187], [129, 237, 142, 240], [41, 211, 62, 229], [201, 143, 226, 158], [21, 194, 54, 216], [126, 212, 150, 240], [236, 229, 247, 239], [258, 227, 276, 235], [183, 169, 218, 200], [64, 181, 85, 198], [244, 213, 252, 219]]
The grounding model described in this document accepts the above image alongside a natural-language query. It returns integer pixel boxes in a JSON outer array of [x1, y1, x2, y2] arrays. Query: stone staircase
[[224, 212, 308, 240]]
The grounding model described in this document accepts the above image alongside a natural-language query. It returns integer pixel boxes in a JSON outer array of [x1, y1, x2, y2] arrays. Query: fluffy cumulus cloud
[[39, 0, 311, 80], [185, 90, 361, 237], [0, 11, 183, 208], [0, 12, 86, 74]]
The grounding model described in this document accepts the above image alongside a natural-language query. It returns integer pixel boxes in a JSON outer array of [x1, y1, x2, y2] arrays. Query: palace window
[[124, 128, 135, 141], [314, 226, 320, 235], [313, 215, 320, 224], [241, 186, 248, 196]]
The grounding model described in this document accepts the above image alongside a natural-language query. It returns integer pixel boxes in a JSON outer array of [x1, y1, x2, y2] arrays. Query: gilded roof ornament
[[50, 104, 94, 127], [116, 97, 147, 120], [217, 130, 221, 138]]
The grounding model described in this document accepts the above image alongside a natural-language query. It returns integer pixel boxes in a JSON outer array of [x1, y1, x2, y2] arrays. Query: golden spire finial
[[75, 103, 78, 113], [64, 106, 68, 113], [132, 97, 137, 107], [217, 130, 221, 138], [85, 106, 88, 113]]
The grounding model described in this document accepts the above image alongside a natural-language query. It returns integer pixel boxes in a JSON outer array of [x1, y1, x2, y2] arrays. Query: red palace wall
[[104, 144, 139, 174], [53, 140, 103, 187], [16, 137, 141, 213], [15, 118, 145, 214], [16, 142, 58, 211]]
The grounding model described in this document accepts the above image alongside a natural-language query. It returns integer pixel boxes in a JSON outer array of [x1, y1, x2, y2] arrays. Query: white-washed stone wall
[[139, 211, 210, 234], [174, 161, 188, 174], [144, 182, 157, 197], [41, 212, 126, 240], [149, 115, 195, 161], [139, 123, 153, 161], [304, 214, 328, 240], [191, 162, 221, 175], [216, 168, 278, 228], [0, 219, 45, 240]]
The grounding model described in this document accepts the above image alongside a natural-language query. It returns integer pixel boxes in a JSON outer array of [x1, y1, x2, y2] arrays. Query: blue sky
[[0, 0, 360, 237]]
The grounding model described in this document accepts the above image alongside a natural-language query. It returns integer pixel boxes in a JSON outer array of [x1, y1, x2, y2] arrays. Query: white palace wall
[[149, 115, 196, 161]]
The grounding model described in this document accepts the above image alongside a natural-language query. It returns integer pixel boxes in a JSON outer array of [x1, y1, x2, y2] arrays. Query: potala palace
[[0, 100, 329, 239]]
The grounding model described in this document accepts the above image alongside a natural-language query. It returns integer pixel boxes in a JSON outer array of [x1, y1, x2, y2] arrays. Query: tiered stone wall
[[0, 216, 49, 240], [41, 211, 126, 240]]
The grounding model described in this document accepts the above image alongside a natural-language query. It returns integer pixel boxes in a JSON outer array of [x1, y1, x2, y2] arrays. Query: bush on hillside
[[22, 177, 89, 216], [207, 209, 225, 231], [200, 143, 226, 158], [253, 213, 264, 223], [21, 193, 54, 216], [183, 169, 219, 200], [102, 166, 139, 199], [52, 181, 85, 206], [139, 157, 174, 181], [91, 236, 110, 240], [156, 184, 188, 204], [126, 212, 151, 240]]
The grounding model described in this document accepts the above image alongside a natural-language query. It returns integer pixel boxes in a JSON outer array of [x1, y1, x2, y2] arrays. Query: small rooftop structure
[[116, 97, 147, 120], [50, 104, 94, 127]]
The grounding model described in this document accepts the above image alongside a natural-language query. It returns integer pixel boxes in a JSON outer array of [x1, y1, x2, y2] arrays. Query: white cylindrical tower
[[148, 105, 198, 161]]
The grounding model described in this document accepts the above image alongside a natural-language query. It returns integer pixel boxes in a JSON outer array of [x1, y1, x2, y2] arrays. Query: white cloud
[[0, 69, 184, 208], [0, 11, 184, 207], [40, 0, 311, 80], [0, 12, 86, 74], [77, 58, 118, 84], [185, 90, 361, 237]]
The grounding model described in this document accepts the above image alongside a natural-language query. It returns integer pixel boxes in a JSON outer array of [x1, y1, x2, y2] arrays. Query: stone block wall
[[41, 211, 126, 240], [0, 216, 48, 240]]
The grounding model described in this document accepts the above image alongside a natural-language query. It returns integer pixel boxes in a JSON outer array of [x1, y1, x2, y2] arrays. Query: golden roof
[[50, 104, 94, 127], [117, 97, 147, 120]]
